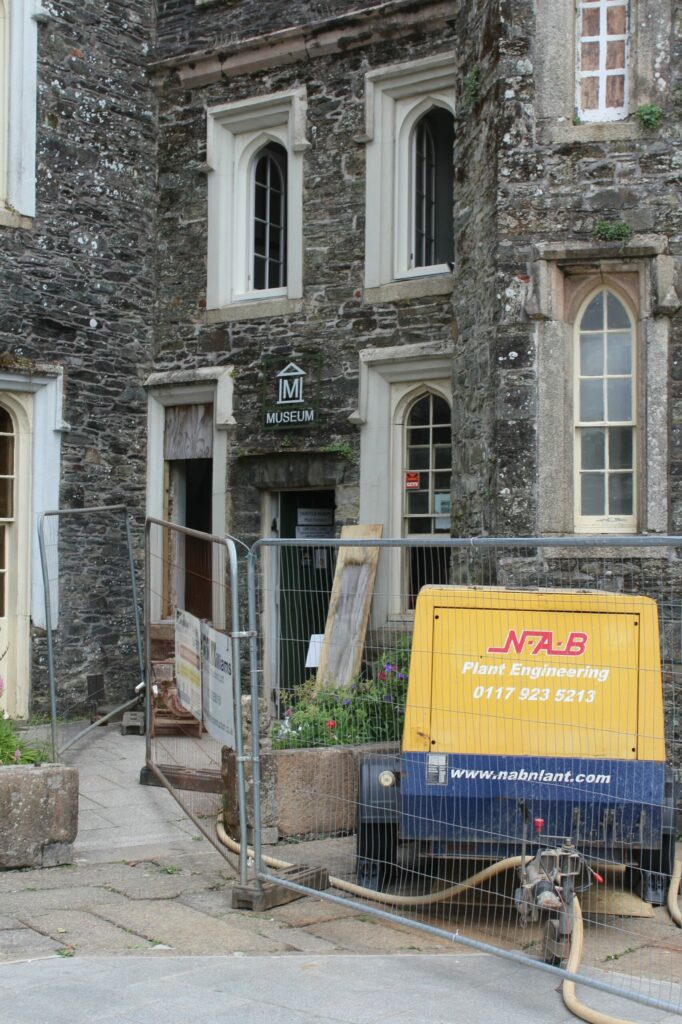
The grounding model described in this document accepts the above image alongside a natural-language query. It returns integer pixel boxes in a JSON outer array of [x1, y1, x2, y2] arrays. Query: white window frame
[[361, 54, 455, 292], [351, 340, 453, 622], [575, 0, 629, 123], [0, 0, 42, 226], [206, 89, 308, 317], [0, 1, 7, 207], [0, 368, 64, 717], [530, 238, 677, 537], [573, 287, 636, 533], [535, 0, 668, 143]]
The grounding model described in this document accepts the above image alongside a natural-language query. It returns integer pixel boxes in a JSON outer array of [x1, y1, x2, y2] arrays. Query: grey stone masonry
[[0, 764, 78, 868], [152, 4, 457, 545], [0, 1, 156, 709]]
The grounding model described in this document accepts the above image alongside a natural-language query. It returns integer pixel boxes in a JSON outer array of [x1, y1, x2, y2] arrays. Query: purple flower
[[382, 694, 393, 703], [12, 749, 21, 762], [342, 698, 351, 706], [383, 663, 396, 673]]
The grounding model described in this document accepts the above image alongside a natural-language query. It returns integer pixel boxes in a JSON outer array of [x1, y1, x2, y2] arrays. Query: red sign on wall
[[405, 471, 420, 490]]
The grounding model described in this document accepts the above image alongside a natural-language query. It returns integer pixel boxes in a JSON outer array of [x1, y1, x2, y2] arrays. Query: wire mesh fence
[[37, 506, 144, 759], [144, 518, 248, 879], [246, 536, 682, 1015]]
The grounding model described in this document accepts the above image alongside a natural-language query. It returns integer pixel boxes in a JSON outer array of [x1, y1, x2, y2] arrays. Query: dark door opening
[[167, 458, 213, 621], [277, 489, 336, 703]]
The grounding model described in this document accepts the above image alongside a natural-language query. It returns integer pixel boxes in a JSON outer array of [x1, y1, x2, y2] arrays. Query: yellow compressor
[[356, 586, 676, 946]]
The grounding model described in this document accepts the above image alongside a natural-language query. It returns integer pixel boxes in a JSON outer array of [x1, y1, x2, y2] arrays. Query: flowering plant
[[0, 675, 46, 766], [271, 636, 411, 750]]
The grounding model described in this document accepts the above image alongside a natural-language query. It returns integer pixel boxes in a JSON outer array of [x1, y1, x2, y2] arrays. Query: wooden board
[[164, 403, 213, 459], [231, 865, 330, 911], [581, 885, 655, 918], [316, 524, 382, 687]]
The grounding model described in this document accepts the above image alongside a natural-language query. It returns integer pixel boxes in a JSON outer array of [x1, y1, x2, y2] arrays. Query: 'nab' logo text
[[487, 629, 588, 657]]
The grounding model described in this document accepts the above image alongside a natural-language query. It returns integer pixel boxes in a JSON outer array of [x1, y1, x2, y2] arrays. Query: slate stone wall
[[0, 1, 156, 711], [152, 19, 458, 546], [3, 0, 681, 725], [154, 0, 419, 59], [451, 0, 682, 536]]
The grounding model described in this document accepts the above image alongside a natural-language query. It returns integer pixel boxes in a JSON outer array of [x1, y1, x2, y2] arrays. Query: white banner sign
[[174, 609, 203, 721], [201, 623, 236, 748]]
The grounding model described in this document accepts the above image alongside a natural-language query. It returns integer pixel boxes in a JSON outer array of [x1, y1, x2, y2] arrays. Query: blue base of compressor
[[399, 753, 666, 857]]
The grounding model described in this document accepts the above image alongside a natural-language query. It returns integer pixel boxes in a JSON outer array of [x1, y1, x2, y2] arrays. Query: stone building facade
[[0, 0, 680, 718]]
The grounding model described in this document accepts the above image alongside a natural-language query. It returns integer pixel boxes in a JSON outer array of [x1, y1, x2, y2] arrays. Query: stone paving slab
[[13, 909, 159, 956], [2, 953, 680, 1024], [267, 895, 362, 927], [93, 900, 288, 955], [305, 914, 452, 954], [0, 927, 63, 962], [1, 886, 128, 916]]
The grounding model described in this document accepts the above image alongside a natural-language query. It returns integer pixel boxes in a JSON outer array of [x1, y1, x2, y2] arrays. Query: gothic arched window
[[252, 142, 287, 291]]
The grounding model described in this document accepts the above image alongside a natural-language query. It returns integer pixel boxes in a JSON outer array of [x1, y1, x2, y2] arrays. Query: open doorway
[[163, 403, 214, 622], [166, 458, 212, 620], [272, 489, 336, 707]]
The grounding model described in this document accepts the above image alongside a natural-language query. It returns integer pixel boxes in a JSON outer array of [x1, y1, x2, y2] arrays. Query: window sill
[[539, 119, 643, 145], [363, 275, 454, 305], [0, 207, 33, 230], [535, 541, 675, 559], [206, 296, 303, 324]]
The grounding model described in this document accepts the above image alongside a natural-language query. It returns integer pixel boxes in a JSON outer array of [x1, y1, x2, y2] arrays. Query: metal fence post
[[37, 513, 58, 762], [247, 548, 264, 884]]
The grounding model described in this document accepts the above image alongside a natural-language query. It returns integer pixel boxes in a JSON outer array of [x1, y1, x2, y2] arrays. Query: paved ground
[[0, 726, 680, 1023]]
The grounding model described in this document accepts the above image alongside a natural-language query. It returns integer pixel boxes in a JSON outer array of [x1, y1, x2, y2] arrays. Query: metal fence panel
[[246, 536, 682, 1015], [144, 518, 248, 882], [37, 505, 144, 759]]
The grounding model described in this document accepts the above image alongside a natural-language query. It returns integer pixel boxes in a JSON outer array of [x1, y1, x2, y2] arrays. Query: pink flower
[[12, 749, 21, 762], [325, 720, 336, 729]]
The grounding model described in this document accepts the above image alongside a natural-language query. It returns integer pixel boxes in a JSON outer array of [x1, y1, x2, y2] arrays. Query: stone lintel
[[532, 235, 669, 266], [149, 0, 451, 87]]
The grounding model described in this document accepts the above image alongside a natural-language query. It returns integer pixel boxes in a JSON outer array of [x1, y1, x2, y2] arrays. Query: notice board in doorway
[[316, 524, 383, 688]]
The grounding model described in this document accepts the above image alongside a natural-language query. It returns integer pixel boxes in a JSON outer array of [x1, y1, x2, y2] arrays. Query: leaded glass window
[[252, 142, 287, 291], [575, 290, 635, 527], [411, 108, 454, 270], [404, 392, 452, 604]]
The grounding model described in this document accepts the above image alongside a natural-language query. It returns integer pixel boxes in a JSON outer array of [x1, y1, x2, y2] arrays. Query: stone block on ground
[[0, 764, 79, 869]]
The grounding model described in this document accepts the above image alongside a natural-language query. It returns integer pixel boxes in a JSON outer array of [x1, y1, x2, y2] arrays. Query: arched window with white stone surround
[[574, 287, 636, 530], [403, 391, 452, 605]]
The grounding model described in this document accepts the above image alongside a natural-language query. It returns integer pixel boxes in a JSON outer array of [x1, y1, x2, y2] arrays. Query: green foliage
[[464, 67, 481, 107], [322, 441, 357, 464], [635, 103, 663, 130], [0, 716, 47, 766], [592, 219, 633, 244], [271, 637, 411, 749]]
